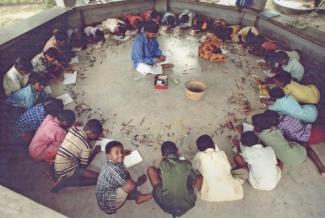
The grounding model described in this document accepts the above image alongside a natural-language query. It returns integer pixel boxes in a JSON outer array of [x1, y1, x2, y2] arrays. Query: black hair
[[15, 57, 33, 72], [95, 29, 105, 43], [44, 98, 64, 116], [240, 131, 259, 147], [179, 13, 189, 23], [105, 140, 123, 154], [57, 109, 76, 126], [134, 19, 144, 31], [166, 15, 176, 26], [144, 20, 159, 33], [276, 51, 289, 61], [161, 141, 178, 157], [263, 110, 280, 126], [84, 119, 103, 135], [273, 70, 292, 85], [54, 29, 68, 42], [151, 10, 162, 20], [269, 87, 285, 99], [215, 26, 232, 41], [252, 113, 273, 131], [196, 134, 215, 151], [44, 47, 59, 59], [29, 72, 48, 86]]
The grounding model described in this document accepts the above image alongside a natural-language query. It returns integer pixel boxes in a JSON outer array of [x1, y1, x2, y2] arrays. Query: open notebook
[[96, 138, 143, 168]]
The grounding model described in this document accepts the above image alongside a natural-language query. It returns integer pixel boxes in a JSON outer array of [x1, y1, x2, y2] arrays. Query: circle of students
[[3, 8, 325, 217]]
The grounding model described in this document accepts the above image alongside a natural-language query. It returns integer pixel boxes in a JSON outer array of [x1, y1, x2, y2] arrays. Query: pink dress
[[28, 115, 67, 162]]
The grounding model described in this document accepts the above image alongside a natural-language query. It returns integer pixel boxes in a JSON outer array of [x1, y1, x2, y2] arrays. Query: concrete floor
[[1, 29, 325, 218]]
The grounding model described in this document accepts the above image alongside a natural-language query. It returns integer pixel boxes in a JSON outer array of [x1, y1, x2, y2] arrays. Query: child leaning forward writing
[[96, 141, 152, 215]]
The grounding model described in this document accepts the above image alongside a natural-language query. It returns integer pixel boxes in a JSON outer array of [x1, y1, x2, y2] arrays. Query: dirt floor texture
[[1, 24, 325, 218]]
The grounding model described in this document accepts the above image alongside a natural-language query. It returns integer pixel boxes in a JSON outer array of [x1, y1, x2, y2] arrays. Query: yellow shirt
[[237, 26, 259, 42], [284, 81, 320, 104], [192, 148, 243, 202]]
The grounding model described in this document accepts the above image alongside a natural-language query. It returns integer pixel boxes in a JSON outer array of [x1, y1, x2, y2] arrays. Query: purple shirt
[[277, 115, 312, 142]]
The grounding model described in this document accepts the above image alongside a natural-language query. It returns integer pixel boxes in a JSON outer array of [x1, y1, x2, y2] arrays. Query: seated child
[[252, 113, 306, 166], [67, 28, 87, 50], [43, 29, 72, 71], [237, 26, 259, 43], [161, 12, 177, 28], [123, 14, 144, 31], [16, 98, 64, 142], [32, 47, 62, 79], [52, 119, 104, 193], [141, 10, 162, 24], [131, 21, 173, 75], [233, 131, 281, 191], [83, 26, 106, 44], [277, 51, 304, 82], [192, 134, 244, 201], [193, 15, 209, 33], [248, 35, 279, 56], [5, 73, 48, 110], [265, 110, 325, 175], [101, 18, 128, 39], [96, 141, 152, 215], [274, 71, 320, 104], [268, 87, 318, 123], [178, 9, 194, 29], [28, 110, 75, 162], [147, 141, 201, 217], [3, 57, 33, 96]]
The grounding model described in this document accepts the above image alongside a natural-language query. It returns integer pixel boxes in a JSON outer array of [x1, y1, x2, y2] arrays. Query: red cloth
[[124, 15, 142, 27], [307, 125, 325, 145]]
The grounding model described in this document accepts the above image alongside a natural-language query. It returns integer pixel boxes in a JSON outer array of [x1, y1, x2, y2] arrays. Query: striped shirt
[[96, 160, 128, 214], [54, 126, 90, 178]]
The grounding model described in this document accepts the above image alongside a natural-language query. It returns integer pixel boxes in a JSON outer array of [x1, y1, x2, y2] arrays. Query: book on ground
[[63, 71, 78, 85], [57, 93, 73, 105]]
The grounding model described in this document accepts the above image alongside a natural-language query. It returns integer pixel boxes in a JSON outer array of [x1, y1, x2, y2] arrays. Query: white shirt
[[84, 26, 100, 37], [3, 66, 29, 96], [241, 144, 281, 191], [192, 147, 243, 202], [178, 9, 194, 28], [282, 58, 304, 81]]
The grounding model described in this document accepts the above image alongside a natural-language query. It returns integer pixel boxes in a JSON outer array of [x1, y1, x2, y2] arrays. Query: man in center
[[131, 20, 173, 75]]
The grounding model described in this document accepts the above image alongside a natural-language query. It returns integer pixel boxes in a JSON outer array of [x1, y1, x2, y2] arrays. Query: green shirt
[[258, 128, 306, 166], [156, 154, 197, 216]]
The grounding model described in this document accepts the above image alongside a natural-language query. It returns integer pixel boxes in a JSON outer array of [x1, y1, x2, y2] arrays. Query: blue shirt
[[268, 95, 318, 123], [16, 103, 46, 134], [131, 32, 162, 68], [5, 84, 47, 109]]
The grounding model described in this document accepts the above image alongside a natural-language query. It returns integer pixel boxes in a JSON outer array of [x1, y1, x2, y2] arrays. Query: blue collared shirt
[[5, 84, 47, 109], [131, 32, 162, 68]]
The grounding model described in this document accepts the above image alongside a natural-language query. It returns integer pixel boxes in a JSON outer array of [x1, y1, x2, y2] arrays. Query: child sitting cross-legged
[[5, 72, 48, 110], [147, 141, 201, 217], [233, 131, 282, 191], [252, 113, 307, 166], [192, 134, 244, 201], [96, 141, 152, 215], [28, 109, 76, 163], [264, 110, 325, 176]]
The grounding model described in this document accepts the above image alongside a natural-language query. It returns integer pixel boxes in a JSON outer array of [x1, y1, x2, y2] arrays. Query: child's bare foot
[[161, 64, 174, 68], [136, 174, 147, 187], [136, 193, 152, 204], [320, 168, 325, 177]]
